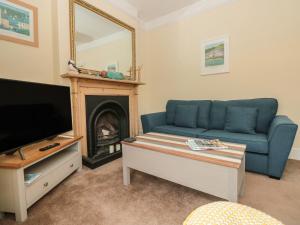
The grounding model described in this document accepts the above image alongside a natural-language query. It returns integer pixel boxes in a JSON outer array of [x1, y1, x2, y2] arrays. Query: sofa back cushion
[[224, 106, 258, 134], [174, 105, 198, 128], [210, 98, 278, 133], [166, 100, 211, 129]]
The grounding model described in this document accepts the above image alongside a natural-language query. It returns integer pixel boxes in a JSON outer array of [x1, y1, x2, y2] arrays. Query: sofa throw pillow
[[174, 105, 198, 128], [224, 106, 258, 134]]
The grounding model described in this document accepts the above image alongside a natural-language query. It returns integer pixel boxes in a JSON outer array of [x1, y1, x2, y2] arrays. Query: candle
[[109, 145, 114, 154]]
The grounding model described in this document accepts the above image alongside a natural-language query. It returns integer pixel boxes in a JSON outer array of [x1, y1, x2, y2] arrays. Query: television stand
[[0, 136, 82, 222]]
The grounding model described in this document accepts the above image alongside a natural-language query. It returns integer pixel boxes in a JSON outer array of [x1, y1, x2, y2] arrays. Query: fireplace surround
[[62, 73, 144, 169]]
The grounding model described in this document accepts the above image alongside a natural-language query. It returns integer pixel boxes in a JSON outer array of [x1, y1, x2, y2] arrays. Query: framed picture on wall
[[0, 0, 38, 47], [201, 35, 229, 75]]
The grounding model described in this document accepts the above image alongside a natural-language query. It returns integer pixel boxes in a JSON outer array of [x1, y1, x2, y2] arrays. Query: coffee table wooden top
[[122, 132, 246, 169]]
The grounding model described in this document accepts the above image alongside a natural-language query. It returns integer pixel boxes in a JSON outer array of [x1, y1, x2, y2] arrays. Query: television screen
[[0, 78, 72, 154]]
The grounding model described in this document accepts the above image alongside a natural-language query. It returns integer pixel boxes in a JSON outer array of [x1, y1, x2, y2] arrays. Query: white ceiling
[[75, 0, 234, 44], [126, 0, 201, 22], [107, 0, 235, 29]]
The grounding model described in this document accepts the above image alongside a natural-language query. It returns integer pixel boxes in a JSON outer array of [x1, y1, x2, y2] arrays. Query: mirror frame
[[69, 0, 136, 80]]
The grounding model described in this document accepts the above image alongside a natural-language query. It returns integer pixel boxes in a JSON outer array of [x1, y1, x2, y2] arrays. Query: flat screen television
[[0, 78, 73, 155]]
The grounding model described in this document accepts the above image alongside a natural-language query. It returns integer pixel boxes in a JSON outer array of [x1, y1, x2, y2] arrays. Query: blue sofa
[[141, 98, 298, 179]]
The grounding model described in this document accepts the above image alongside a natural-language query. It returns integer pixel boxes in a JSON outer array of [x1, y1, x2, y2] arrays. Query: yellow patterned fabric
[[183, 202, 284, 225]]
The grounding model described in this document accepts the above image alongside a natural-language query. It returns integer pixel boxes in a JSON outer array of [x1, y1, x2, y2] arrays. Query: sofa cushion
[[199, 130, 269, 154], [174, 105, 198, 128], [209, 98, 278, 133], [166, 100, 211, 128], [224, 106, 258, 134], [152, 125, 206, 138]]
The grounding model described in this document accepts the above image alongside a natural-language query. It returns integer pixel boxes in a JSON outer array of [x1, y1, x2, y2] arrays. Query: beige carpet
[[1, 159, 300, 225]]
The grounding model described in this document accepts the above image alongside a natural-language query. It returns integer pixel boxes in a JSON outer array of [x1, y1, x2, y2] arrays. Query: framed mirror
[[69, 0, 136, 80]]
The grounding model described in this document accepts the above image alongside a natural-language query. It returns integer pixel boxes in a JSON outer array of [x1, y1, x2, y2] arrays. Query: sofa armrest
[[141, 112, 166, 133], [268, 115, 298, 178]]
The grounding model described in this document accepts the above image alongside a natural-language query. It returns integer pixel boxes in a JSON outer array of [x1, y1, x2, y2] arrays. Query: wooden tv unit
[[0, 136, 82, 222]]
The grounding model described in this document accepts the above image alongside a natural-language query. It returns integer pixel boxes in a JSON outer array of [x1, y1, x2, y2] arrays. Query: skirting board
[[289, 147, 300, 160]]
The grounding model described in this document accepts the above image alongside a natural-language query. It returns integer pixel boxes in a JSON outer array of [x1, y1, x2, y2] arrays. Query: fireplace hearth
[[84, 96, 129, 168]]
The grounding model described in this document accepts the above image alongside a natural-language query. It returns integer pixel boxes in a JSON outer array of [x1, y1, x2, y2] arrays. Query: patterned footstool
[[183, 202, 283, 225]]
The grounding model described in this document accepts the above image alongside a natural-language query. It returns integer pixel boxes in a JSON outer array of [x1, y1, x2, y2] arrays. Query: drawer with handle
[[25, 154, 81, 207]]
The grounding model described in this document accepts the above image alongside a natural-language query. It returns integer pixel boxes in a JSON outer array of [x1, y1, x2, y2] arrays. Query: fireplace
[[62, 73, 143, 169], [84, 95, 129, 168]]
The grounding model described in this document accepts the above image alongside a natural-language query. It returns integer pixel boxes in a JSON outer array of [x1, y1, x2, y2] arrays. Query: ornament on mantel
[[68, 60, 79, 75], [127, 66, 133, 80], [136, 65, 143, 82], [126, 65, 143, 81], [100, 71, 108, 78]]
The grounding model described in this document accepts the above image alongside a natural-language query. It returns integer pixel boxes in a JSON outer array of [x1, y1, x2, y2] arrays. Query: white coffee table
[[122, 132, 246, 202]]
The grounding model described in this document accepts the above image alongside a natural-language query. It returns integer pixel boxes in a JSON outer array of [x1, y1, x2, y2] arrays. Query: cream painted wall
[[0, 0, 57, 84], [141, 0, 300, 147]]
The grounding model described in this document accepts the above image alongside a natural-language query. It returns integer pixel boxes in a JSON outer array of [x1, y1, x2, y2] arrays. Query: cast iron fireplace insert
[[84, 96, 129, 169]]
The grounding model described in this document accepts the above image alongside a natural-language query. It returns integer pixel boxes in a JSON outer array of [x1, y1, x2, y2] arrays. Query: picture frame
[[0, 0, 38, 47], [201, 35, 229, 75]]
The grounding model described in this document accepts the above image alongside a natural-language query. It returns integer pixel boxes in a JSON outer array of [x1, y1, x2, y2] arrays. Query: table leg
[[239, 155, 246, 197], [239, 178, 246, 197], [228, 169, 238, 202], [15, 209, 27, 222], [123, 166, 131, 185], [228, 192, 238, 202], [14, 169, 28, 222]]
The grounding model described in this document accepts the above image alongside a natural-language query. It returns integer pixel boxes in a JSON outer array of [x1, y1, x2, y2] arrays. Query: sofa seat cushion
[[152, 125, 206, 138], [199, 130, 269, 154]]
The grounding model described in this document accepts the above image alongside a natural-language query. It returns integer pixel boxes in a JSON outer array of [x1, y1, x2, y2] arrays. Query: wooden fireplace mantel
[[61, 73, 145, 85], [61, 73, 144, 157]]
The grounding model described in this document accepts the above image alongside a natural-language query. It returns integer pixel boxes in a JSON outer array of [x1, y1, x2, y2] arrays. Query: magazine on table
[[186, 138, 228, 151]]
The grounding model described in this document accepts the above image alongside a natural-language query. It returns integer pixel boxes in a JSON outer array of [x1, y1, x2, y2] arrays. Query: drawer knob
[[44, 182, 48, 188], [70, 163, 74, 168]]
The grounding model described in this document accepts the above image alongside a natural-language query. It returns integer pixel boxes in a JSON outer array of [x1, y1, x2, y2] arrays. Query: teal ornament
[[107, 72, 125, 80]]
